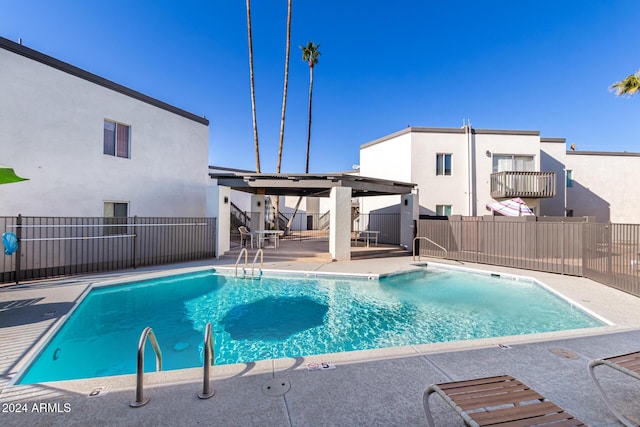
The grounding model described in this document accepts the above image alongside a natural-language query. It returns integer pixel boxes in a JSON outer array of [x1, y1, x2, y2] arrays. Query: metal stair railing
[[251, 249, 263, 279], [235, 248, 248, 277], [130, 327, 163, 408], [198, 322, 215, 399], [413, 237, 448, 261]]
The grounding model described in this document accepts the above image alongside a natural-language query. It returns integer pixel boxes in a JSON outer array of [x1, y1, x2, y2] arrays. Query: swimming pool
[[18, 266, 605, 384]]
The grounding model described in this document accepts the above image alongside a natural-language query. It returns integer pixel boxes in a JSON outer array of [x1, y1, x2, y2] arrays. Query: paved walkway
[[1, 256, 640, 426]]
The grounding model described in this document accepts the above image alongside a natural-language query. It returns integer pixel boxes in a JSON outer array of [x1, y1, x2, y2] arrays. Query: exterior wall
[[410, 129, 469, 215], [565, 152, 640, 223], [359, 130, 412, 214], [539, 138, 567, 216], [208, 167, 253, 214], [1, 42, 209, 217]]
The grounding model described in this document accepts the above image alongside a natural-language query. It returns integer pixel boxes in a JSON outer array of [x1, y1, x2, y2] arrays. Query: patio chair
[[238, 226, 253, 249], [423, 374, 584, 427], [589, 351, 640, 427]]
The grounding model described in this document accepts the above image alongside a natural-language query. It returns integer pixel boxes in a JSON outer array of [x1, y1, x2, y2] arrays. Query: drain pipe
[[465, 121, 473, 216]]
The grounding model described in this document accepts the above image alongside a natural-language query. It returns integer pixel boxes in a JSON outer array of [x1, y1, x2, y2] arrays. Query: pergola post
[[251, 193, 265, 231], [207, 184, 230, 258], [400, 192, 419, 251], [329, 186, 351, 261]]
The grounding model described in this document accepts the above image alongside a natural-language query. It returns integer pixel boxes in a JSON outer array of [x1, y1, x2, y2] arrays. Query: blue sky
[[2, 1, 639, 173]]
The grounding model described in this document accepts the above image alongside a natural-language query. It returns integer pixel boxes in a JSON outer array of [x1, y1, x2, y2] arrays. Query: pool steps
[[130, 327, 162, 408], [412, 237, 447, 261], [198, 323, 215, 400], [235, 248, 263, 278], [131, 323, 216, 407]]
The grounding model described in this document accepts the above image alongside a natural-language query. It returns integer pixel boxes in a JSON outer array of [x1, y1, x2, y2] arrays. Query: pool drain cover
[[549, 348, 579, 360], [262, 378, 291, 396]]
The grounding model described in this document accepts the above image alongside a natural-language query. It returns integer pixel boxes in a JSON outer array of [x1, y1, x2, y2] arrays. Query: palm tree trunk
[[275, 0, 292, 230], [246, 0, 261, 173], [276, 0, 292, 174], [305, 65, 314, 173]]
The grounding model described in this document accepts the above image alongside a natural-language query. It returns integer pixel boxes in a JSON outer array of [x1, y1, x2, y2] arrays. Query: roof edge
[[541, 137, 566, 143], [567, 150, 640, 157], [361, 126, 542, 149], [0, 36, 209, 126]]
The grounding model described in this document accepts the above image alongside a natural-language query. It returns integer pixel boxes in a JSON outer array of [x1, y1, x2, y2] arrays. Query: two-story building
[[359, 125, 640, 224], [359, 125, 563, 217], [0, 36, 210, 218]]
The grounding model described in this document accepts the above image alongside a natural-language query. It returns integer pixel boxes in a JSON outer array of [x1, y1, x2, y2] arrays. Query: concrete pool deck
[[1, 256, 640, 426]]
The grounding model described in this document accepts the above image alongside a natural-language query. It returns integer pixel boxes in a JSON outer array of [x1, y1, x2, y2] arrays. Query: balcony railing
[[490, 171, 556, 198]]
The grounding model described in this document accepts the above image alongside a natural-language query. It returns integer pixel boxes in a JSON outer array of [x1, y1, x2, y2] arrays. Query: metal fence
[[353, 213, 400, 245], [416, 218, 640, 297], [583, 223, 640, 297], [1, 216, 216, 284]]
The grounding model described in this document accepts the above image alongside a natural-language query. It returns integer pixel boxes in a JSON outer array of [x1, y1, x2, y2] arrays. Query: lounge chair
[[423, 374, 584, 426], [589, 351, 640, 427], [238, 226, 253, 249]]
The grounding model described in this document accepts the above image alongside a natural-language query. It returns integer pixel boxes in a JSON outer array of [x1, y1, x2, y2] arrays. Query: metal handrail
[[198, 322, 215, 399], [235, 248, 248, 277], [413, 237, 448, 261], [251, 249, 263, 279], [131, 327, 163, 408]]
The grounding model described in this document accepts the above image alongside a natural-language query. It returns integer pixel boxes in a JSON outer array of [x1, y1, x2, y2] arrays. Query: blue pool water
[[19, 268, 603, 384]]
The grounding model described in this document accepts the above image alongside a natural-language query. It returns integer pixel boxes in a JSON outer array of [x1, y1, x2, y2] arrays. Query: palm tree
[[275, 0, 293, 232], [301, 41, 320, 173], [246, 0, 261, 172], [610, 70, 640, 97], [286, 41, 319, 230]]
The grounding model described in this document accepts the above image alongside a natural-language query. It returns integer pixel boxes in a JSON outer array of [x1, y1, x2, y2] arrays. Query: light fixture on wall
[[257, 201, 261, 207], [486, 150, 491, 157], [223, 196, 229, 204]]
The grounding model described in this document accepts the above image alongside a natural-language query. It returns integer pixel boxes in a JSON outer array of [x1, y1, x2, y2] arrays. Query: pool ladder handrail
[[198, 322, 215, 399], [235, 248, 248, 277], [251, 249, 263, 279], [130, 327, 163, 408], [413, 237, 448, 261]]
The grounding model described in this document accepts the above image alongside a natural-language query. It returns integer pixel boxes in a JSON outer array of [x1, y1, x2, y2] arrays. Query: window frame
[[436, 153, 452, 176], [566, 170, 573, 188], [103, 201, 129, 236], [103, 119, 131, 159], [436, 204, 452, 216], [492, 154, 534, 173]]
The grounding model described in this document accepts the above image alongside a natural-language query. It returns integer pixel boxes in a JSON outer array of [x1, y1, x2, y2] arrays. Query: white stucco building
[[360, 125, 640, 224], [0, 36, 210, 218], [565, 151, 640, 223], [360, 126, 565, 217]]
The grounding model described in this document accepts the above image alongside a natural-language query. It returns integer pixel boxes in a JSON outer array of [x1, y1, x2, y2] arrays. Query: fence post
[[476, 219, 479, 263], [561, 221, 565, 275], [606, 224, 612, 277], [132, 215, 138, 269], [14, 214, 22, 284]]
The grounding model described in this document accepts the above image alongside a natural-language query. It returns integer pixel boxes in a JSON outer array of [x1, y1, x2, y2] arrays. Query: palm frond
[[610, 70, 640, 97]]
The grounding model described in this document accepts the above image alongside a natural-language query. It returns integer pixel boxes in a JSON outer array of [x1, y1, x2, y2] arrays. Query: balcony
[[490, 171, 556, 198]]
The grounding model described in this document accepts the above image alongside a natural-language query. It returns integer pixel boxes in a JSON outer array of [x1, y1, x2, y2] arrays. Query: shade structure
[[0, 167, 28, 185], [486, 197, 534, 216]]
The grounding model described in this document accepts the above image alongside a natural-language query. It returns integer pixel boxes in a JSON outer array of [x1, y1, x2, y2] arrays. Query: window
[[566, 170, 573, 187], [436, 205, 452, 216], [104, 120, 130, 158], [104, 202, 128, 235], [436, 154, 452, 176], [492, 155, 534, 172]]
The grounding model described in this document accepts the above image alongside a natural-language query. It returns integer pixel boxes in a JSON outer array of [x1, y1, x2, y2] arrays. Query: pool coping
[[7, 260, 617, 387]]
